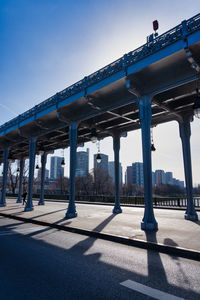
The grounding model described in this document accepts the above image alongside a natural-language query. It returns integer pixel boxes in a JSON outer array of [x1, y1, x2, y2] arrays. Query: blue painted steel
[[66, 122, 78, 218], [113, 133, 122, 214], [16, 159, 24, 203], [139, 96, 158, 231], [25, 137, 36, 211], [179, 118, 198, 221], [38, 153, 47, 205], [0, 13, 200, 137], [0, 148, 9, 207]]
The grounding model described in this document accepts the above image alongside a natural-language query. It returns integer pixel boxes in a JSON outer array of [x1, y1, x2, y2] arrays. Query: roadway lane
[[0, 216, 199, 300]]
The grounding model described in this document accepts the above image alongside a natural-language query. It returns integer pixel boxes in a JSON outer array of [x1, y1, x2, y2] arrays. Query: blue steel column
[[179, 118, 198, 221], [0, 148, 9, 207], [112, 132, 122, 214], [139, 96, 158, 231], [38, 152, 47, 205], [16, 159, 24, 203], [25, 137, 36, 211], [66, 122, 77, 218]]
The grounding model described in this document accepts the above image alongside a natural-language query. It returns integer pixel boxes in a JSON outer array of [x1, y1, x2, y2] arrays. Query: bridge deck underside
[[0, 41, 199, 162]]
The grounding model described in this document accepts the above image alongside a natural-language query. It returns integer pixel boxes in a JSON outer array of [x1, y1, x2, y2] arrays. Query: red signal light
[[153, 20, 159, 31]]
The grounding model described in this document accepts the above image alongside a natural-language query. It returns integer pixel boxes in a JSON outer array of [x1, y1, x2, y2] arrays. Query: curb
[[0, 212, 199, 262]]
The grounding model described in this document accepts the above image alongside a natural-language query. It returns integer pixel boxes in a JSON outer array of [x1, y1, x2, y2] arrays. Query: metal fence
[[75, 195, 200, 208], [7, 193, 200, 209]]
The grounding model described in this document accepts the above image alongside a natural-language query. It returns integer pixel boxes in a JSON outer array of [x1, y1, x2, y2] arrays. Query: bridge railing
[[7, 193, 200, 209], [1, 13, 200, 135]]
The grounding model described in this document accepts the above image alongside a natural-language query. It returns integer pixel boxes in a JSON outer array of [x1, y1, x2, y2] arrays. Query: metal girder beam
[[106, 110, 137, 123], [152, 98, 182, 121]]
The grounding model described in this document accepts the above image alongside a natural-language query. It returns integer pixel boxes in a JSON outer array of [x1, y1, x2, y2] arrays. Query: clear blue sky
[[0, 0, 200, 184]]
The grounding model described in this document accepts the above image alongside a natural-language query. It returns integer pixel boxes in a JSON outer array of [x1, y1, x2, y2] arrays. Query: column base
[[38, 201, 45, 206], [24, 206, 34, 212], [0, 203, 6, 207], [16, 199, 22, 203], [65, 211, 77, 219], [185, 213, 198, 221], [141, 220, 158, 231], [113, 207, 122, 214]]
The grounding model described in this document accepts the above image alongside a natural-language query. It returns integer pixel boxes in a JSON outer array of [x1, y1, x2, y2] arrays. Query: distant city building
[[37, 168, 49, 180], [165, 172, 173, 185], [125, 163, 184, 188], [152, 172, 155, 187], [94, 153, 108, 173], [173, 178, 184, 188], [125, 163, 144, 186], [76, 148, 89, 177], [155, 169, 166, 185], [132, 162, 144, 186], [125, 166, 133, 185], [108, 161, 122, 185], [50, 156, 64, 180]]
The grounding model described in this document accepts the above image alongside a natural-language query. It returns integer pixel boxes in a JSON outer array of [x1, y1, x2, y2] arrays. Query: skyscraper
[[155, 170, 166, 185], [94, 153, 108, 174], [108, 161, 122, 184], [125, 166, 133, 185], [50, 156, 64, 180], [76, 148, 89, 176], [132, 162, 144, 186], [165, 172, 173, 185]]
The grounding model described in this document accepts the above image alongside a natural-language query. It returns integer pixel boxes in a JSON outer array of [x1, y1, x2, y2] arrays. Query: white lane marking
[[120, 280, 185, 300], [0, 227, 42, 236]]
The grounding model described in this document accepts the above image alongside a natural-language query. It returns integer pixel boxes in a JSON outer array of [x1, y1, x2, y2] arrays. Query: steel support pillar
[[139, 96, 158, 231], [25, 137, 36, 211], [66, 122, 77, 218], [179, 119, 198, 221], [16, 159, 24, 203], [112, 132, 122, 214], [0, 148, 9, 207], [38, 152, 47, 205]]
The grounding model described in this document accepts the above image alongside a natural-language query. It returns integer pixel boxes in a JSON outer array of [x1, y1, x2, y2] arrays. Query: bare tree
[[75, 172, 93, 195], [55, 176, 69, 194], [7, 162, 19, 194], [92, 168, 114, 195]]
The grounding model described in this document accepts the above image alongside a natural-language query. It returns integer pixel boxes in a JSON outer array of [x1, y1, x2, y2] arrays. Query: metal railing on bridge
[[7, 193, 200, 209]]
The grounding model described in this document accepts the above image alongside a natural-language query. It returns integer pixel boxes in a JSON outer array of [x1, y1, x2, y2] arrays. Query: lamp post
[[193, 96, 200, 118], [91, 128, 98, 143], [193, 77, 200, 119]]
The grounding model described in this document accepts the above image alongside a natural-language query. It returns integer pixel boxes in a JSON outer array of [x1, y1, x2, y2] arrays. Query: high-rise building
[[165, 172, 173, 185], [76, 148, 89, 176], [132, 162, 144, 186], [155, 170, 166, 185], [152, 172, 155, 187], [125, 166, 133, 185], [94, 153, 108, 174], [50, 156, 64, 180], [37, 168, 49, 180], [108, 161, 122, 184]]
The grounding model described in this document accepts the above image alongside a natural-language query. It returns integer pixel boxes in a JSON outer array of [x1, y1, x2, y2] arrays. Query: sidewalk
[[0, 198, 199, 260]]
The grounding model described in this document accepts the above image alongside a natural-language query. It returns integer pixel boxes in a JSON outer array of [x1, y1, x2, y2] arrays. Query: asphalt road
[[0, 216, 199, 300]]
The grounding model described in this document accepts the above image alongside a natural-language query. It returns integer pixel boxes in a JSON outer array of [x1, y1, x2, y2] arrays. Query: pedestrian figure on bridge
[[22, 191, 27, 205]]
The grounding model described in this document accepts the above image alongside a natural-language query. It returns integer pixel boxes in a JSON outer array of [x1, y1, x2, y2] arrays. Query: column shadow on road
[[13, 208, 66, 218], [145, 231, 168, 288], [163, 238, 191, 288], [26, 218, 72, 237], [0, 215, 199, 300]]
